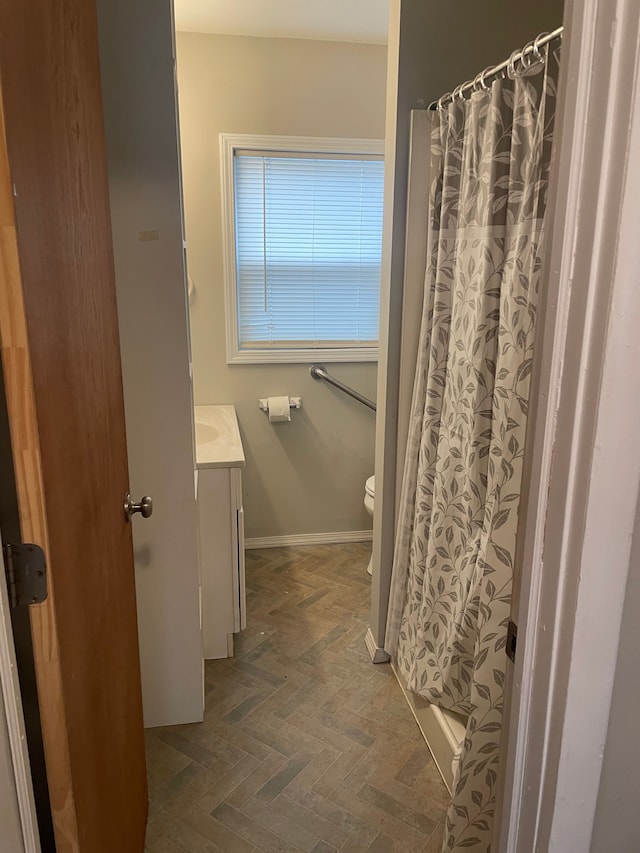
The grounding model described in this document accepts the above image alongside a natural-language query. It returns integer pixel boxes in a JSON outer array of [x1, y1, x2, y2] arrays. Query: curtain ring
[[507, 48, 520, 79], [520, 41, 535, 71], [476, 67, 491, 92], [533, 32, 549, 64], [438, 91, 452, 110], [459, 80, 473, 99]]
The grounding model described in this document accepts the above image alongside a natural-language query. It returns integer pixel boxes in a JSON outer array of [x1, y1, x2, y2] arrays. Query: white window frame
[[220, 133, 384, 365]]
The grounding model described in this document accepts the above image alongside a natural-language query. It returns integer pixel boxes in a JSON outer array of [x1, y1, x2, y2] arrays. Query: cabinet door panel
[[231, 469, 246, 632], [198, 468, 234, 659]]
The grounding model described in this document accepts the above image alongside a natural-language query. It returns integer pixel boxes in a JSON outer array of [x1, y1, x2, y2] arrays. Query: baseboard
[[245, 530, 373, 550], [391, 660, 467, 794], [364, 628, 391, 664]]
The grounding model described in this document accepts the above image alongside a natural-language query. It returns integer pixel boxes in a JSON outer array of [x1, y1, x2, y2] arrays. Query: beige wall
[[176, 33, 387, 539]]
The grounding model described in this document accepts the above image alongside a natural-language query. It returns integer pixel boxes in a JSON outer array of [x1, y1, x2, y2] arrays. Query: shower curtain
[[385, 46, 560, 852]]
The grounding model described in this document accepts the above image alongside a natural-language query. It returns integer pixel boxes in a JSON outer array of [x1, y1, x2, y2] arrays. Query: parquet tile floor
[[144, 543, 448, 853]]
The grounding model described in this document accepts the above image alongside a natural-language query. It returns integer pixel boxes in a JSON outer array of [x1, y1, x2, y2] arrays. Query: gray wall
[[372, 0, 565, 645], [96, 0, 204, 725], [176, 33, 387, 539], [398, 1, 564, 106]]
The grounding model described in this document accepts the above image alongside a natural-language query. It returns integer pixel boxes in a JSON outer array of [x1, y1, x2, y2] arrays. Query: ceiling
[[173, 0, 389, 45]]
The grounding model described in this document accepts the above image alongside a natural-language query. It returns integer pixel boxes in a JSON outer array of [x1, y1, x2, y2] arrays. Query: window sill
[[226, 347, 378, 365]]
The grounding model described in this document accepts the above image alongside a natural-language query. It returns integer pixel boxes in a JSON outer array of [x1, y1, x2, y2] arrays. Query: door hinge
[[506, 619, 518, 663], [2, 544, 48, 610]]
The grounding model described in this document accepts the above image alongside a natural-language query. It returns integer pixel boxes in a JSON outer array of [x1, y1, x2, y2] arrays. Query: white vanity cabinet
[[194, 406, 246, 659]]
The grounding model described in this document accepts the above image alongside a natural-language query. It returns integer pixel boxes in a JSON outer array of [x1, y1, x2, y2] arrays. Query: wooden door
[[0, 1, 148, 851]]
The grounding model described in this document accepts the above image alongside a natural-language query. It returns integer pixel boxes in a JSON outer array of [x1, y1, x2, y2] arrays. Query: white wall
[[590, 496, 640, 851], [176, 33, 387, 539]]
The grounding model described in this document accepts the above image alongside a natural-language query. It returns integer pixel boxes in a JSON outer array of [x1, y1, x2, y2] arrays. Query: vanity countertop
[[194, 405, 245, 469]]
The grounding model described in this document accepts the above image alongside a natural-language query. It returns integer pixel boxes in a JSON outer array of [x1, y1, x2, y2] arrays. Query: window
[[220, 134, 384, 364]]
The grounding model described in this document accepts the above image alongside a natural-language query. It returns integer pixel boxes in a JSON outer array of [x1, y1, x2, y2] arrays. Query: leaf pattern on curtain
[[385, 47, 560, 853]]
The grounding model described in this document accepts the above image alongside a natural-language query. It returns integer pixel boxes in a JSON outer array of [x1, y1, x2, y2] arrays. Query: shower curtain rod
[[428, 25, 564, 110]]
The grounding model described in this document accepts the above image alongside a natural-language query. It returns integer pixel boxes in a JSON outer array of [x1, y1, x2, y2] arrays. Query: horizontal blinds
[[234, 153, 384, 348]]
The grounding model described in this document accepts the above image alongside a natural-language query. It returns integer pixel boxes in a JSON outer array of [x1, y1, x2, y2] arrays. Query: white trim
[[227, 347, 379, 365], [245, 529, 373, 550], [546, 8, 640, 848], [392, 660, 466, 794], [0, 529, 41, 852], [219, 133, 385, 365], [221, 133, 385, 157], [364, 627, 390, 664], [394, 110, 431, 512], [500, 0, 640, 850]]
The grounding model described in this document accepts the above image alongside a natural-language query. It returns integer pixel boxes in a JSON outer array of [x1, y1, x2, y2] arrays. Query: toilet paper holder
[[258, 397, 302, 412]]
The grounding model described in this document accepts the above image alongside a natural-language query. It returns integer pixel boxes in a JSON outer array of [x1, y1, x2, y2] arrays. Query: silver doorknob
[[124, 493, 153, 521]]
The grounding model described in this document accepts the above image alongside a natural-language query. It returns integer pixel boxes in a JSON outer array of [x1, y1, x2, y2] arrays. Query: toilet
[[364, 475, 375, 576]]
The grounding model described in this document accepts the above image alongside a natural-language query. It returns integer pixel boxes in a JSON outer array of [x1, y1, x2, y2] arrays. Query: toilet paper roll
[[267, 396, 291, 423]]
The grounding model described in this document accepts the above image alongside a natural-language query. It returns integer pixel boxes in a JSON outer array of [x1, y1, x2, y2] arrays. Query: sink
[[193, 405, 245, 469], [195, 422, 220, 444]]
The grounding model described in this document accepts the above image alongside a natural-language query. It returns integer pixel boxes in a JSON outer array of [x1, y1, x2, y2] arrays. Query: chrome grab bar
[[309, 365, 377, 412]]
